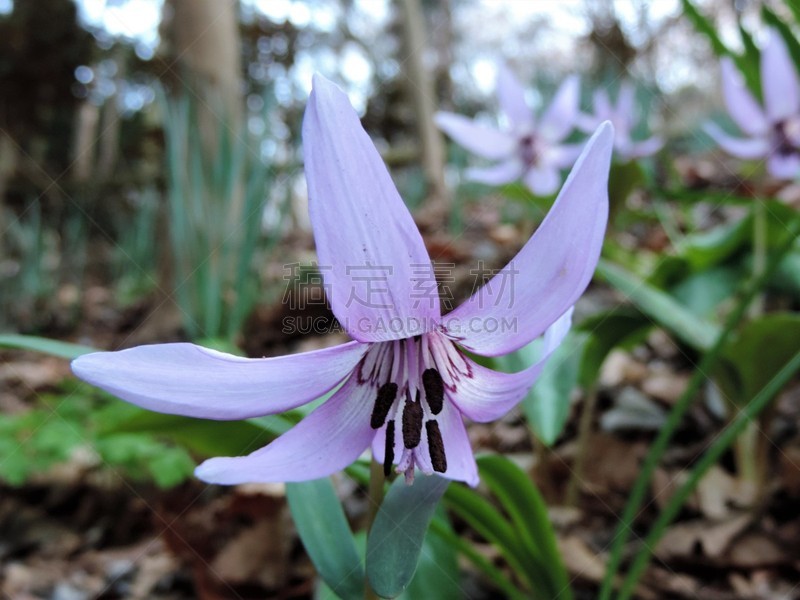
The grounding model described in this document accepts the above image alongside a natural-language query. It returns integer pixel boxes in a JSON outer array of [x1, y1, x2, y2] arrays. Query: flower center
[[356, 331, 472, 482], [518, 133, 540, 168], [773, 117, 800, 157]]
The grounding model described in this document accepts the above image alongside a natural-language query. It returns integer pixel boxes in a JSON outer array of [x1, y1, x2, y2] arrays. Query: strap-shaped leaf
[[596, 259, 720, 351], [522, 332, 586, 446], [366, 474, 449, 598], [762, 5, 800, 72], [287, 478, 364, 600], [0, 334, 97, 360], [478, 455, 572, 600]]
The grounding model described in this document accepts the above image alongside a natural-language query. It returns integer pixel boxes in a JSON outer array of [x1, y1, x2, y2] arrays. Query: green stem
[[565, 386, 598, 507], [616, 349, 800, 599], [751, 199, 767, 316], [598, 216, 800, 600], [365, 459, 385, 600], [733, 200, 768, 490]]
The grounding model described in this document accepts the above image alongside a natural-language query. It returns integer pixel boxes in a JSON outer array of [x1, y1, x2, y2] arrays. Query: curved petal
[[304, 75, 439, 342], [704, 122, 770, 159], [548, 141, 584, 169], [434, 112, 515, 160], [720, 58, 768, 136], [71, 341, 367, 420], [593, 88, 613, 121], [767, 152, 800, 180], [576, 111, 601, 134], [615, 81, 636, 119], [433, 401, 479, 487], [496, 63, 534, 129], [762, 30, 800, 122], [540, 75, 580, 142], [195, 373, 374, 484], [450, 308, 572, 423], [444, 122, 613, 357], [465, 159, 524, 185], [625, 135, 664, 159], [523, 164, 561, 196]]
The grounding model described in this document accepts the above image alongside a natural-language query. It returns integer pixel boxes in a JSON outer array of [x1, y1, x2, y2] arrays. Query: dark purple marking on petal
[[402, 396, 423, 449], [422, 368, 444, 415], [371, 382, 397, 429], [384, 420, 395, 476], [426, 420, 447, 473]]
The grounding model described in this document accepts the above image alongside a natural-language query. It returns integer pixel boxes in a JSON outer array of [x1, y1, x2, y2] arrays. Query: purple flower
[[577, 82, 663, 161], [72, 75, 613, 487], [705, 29, 800, 180], [435, 64, 583, 196]]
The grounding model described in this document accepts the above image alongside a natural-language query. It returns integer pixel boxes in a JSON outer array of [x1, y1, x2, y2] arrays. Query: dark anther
[[426, 421, 447, 473], [422, 368, 444, 415], [384, 420, 395, 477], [371, 382, 398, 428], [402, 397, 423, 449]]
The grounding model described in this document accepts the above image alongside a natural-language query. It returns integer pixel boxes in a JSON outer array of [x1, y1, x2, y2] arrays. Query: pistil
[[362, 332, 471, 481]]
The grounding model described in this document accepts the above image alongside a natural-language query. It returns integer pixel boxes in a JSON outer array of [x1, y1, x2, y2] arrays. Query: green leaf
[[366, 474, 449, 598], [608, 160, 645, 221], [596, 259, 720, 351], [680, 0, 760, 97], [680, 0, 729, 56], [671, 265, 741, 318], [577, 308, 649, 388], [784, 0, 800, 25], [427, 518, 525, 600], [723, 313, 800, 405], [0, 334, 97, 360], [444, 483, 536, 591], [762, 5, 800, 72], [521, 332, 586, 446], [678, 216, 751, 271], [287, 478, 364, 600], [98, 405, 288, 458], [478, 456, 572, 600], [403, 510, 461, 600], [94, 432, 195, 487]]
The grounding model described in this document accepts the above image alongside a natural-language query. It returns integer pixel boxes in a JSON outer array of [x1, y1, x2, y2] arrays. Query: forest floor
[[2, 194, 800, 600]]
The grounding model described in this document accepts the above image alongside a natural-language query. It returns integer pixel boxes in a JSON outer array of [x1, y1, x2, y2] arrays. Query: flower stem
[[598, 215, 800, 600], [565, 386, 598, 507], [365, 459, 385, 600], [750, 199, 767, 317], [733, 199, 768, 493]]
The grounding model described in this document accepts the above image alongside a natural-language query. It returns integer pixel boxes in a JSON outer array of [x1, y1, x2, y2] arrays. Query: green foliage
[[721, 313, 800, 406], [762, 5, 800, 71], [680, 0, 761, 98], [615, 348, 800, 600], [0, 382, 195, 488], [112, 189, 161, 306], [0, 334, 97, 360], [608, 160, 645, 220], [287, 478, 365, 600], [444, 456, 569, 600], [599, 215, 800, 600], [521, 332, 586, 446], [366, 474, 450, 598], [597, 258, 721, 350], [162, 92, 284, 342]]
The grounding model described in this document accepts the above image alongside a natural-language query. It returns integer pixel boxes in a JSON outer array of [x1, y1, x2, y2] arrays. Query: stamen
[[371, 382, 398, 428], [426, 420, 447, 473], [402, 393, 423, 449], [383, 420, 395, 476], [422, 368, 444, 415]]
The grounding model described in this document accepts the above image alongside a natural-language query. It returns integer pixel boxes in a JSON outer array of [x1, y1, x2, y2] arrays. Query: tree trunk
[[397, 0, 448, 212], [162, 0, 243, 130]]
